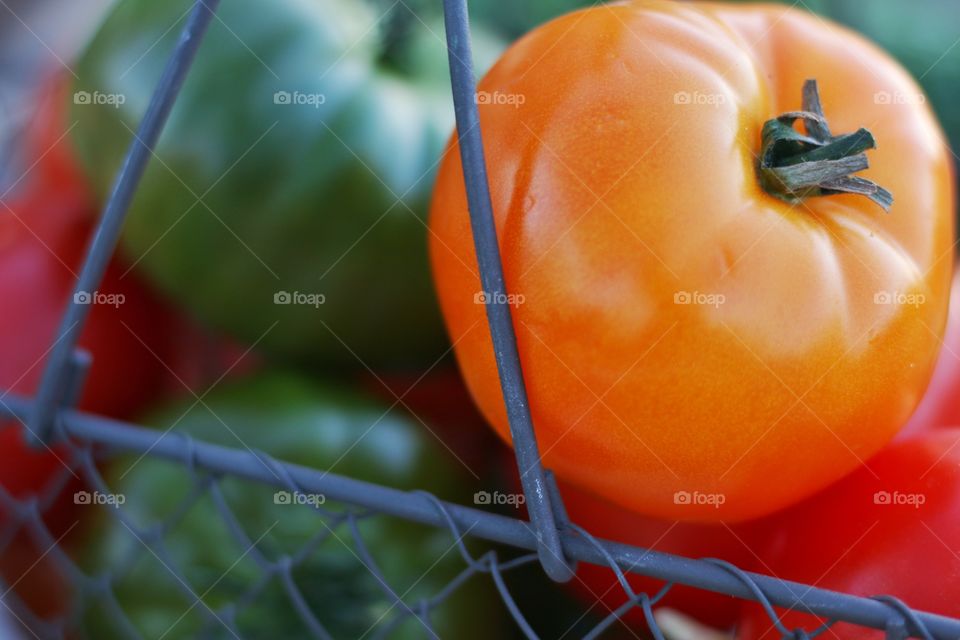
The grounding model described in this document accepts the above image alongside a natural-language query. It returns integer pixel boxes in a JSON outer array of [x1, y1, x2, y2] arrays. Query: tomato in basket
[[0, 75, 168, 507], [430, 0, 954, 522], [562, 482, 760, 631], [737, 429, 960, 639], [902, 268, 960, 435], [80, 371, 506, 639], [0, 73, 247, 618], [69, 0, 506, 369]]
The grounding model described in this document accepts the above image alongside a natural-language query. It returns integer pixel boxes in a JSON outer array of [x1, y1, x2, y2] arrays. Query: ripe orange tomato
[[430, 1, 954, 521], [902, 268, 960, 435]]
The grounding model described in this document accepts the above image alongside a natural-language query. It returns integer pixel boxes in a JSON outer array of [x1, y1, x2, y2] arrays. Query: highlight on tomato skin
[[429, 0, 955, 523]]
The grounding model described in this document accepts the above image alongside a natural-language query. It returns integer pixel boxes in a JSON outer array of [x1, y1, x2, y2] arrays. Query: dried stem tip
[[759, 79, 893, 212]]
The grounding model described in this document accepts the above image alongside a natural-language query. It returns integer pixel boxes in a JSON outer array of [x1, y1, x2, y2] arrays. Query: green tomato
[[80, 372, 503, 639], [71, 0, 503, 368]]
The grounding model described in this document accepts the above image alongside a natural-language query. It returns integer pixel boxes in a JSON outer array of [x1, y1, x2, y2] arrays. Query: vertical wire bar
[[441, 0, 573, 582], [28, 0, 221, 445]]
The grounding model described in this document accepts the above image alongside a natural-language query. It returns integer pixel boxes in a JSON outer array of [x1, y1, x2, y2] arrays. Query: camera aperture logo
[[74, 290, 125, 308], [475, 91, 525, 108], [874, 91, 925, 106], [874, 290, 925, 308], [74, 490, 125, 508], [274, 90, 326, 108], [474, 490, 525, 508], [674, 290, 725, 308], [274, 491, 326, 507], [73, 90, 126, 108], [673, 490, 725, 509], [674, 91, 726, 108], [274, 290, 326, 308], [474, 291, 525, 307], [873, 490, 925, 509]]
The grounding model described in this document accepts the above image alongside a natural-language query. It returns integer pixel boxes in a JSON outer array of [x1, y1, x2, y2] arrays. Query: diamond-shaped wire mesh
[[0, 395, 956, 639], [0, 438, 518, 640], [0, 0, 958, 638]]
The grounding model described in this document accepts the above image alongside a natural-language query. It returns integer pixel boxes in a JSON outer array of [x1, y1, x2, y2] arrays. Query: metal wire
[[0, 0, 957, 638], [441, 0, 573, 586], [2, 394, 958, 638], [27, 0, 222, 445]]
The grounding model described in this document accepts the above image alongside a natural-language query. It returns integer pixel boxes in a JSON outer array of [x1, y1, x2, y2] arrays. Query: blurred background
[[0, 0, 960, 211], [0, 0, 110, 187], [0, 1, 957, 638], [2, 0, 957, 216]]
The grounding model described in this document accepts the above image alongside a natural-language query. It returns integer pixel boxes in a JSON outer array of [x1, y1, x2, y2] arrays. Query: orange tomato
[[429, 1, 954, 521], [901, 268, 960, 435]]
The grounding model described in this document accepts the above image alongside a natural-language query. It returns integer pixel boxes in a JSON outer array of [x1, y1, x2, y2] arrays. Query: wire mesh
[[0, 0, 957, 638]]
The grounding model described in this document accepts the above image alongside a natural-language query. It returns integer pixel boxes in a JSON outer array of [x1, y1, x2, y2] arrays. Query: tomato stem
[[758, 79, 893, 212]]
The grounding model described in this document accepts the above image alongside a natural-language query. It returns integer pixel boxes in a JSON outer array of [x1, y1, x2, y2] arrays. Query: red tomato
[[497, 448, 759, 631], [562, 481, 760, 631], [1, 74, 176, 421], [0, 71, 259, 490], [737, 429, 960, 639], [0, 73, 248, 619], [902, 268, 960, 435]]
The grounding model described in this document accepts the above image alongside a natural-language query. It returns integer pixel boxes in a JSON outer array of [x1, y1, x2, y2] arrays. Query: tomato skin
[[1, 75, 175, 423], [736, 429, 960, 639], [500, 446, 760, 630], [902, 269, 960, 435], [430, 1, 954, 522], [0, 74, 154, 619], [561, 482, 759, 630], [70, 0, 507, 369], [0, 74, 258, 623]]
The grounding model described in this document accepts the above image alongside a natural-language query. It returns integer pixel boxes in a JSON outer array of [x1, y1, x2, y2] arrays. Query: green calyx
[[758, 79, 893, 212]]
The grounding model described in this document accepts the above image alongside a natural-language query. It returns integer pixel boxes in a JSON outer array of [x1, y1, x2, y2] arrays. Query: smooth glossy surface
[[430, 1, 955, 521]]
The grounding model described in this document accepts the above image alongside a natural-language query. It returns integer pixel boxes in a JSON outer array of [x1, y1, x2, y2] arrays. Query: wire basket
[[1, 0, 958, 638]]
